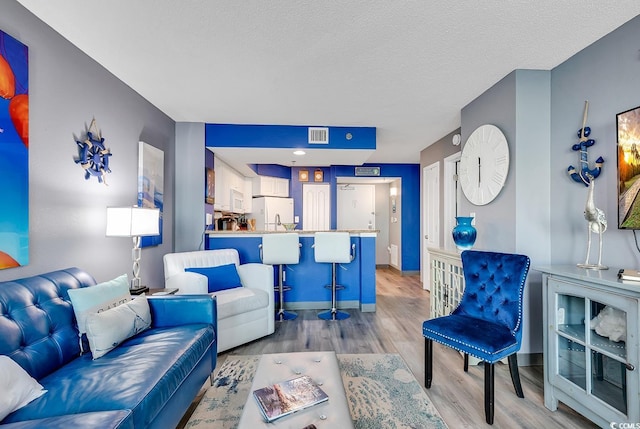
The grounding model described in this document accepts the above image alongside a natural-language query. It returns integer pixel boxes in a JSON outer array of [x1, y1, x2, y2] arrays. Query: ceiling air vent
[[308, 127, 329, 144]]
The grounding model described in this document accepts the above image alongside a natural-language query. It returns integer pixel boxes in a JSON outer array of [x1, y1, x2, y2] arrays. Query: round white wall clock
[[459, 124, 509, 206]]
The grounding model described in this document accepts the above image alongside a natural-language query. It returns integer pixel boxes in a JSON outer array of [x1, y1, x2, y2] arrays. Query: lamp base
[[130, 286, 149, 295]]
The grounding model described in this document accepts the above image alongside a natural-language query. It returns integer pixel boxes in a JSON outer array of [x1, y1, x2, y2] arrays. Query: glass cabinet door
[[550, 279, 633, 419]]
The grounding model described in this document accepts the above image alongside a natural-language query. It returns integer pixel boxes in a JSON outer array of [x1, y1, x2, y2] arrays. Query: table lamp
[[106, 206, 160, 292]]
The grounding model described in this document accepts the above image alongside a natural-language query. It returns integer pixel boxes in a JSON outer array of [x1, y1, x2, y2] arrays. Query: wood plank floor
[[183, 267, 599, 428]]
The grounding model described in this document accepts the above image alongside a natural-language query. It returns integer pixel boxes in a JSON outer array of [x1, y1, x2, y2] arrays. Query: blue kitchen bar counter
[[205, 230, 377, 312]]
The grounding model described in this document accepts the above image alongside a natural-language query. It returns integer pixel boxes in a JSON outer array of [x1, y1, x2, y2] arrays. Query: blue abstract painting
[[0, 29, 28, 269]]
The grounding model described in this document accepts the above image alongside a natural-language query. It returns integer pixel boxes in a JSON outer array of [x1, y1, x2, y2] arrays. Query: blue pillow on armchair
[[186, 263, 242, 292]]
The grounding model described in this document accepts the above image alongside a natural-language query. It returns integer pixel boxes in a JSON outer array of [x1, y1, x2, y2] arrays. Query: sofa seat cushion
[[213, 287, 269, 320], [0, 410, 133, 429], [3, 324, 214, 428]]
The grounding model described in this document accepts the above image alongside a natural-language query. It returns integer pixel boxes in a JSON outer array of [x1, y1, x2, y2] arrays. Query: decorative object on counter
[[590, 305, 627, 342], [281, 223, 297, 230], [577, 173, 608, 270], [564, 102, 607, 269], [452, 216, 476, 250], [138, 142, 164, 247], [74, 118, 111, 184], [298, 169, 309, 182], [217, 216, 237, 231], [248, 218, 256, 231], [567, 101, 604, 186], [106, 206, 160, 292], [314, 169, 323, 182]]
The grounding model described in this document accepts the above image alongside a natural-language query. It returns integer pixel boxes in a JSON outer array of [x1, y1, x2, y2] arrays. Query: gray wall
[[460, 70, 551, 357], [174, 122, 205, 252], [550, 15, 640, 268], [0, 1, 175, 286]]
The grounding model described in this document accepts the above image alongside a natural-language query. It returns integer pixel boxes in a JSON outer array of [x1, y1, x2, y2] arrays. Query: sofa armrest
[[237, 263, 275, 335], [237, 263, 274, 294], [166, 272, 208, 294], [148, 295, 216, 328]]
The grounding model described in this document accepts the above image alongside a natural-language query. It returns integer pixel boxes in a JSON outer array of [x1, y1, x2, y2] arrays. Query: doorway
[[337, 184, 375, 230], [302, 183, 330, 230], [422, 162, 439, 290], [336, 177, 395, 268]]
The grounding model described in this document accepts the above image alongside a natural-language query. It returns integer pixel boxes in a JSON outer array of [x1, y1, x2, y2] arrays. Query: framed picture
[[206, 168, 215, 204], [617, 105, 640, 229], [138, 141, 164, 247], [0, 29, 29, 270], [299, 169, 309, 182], [314, 169, 324, 182]]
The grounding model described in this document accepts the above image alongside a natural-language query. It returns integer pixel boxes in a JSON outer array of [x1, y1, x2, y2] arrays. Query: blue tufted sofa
[[0, 268, 217, 429]]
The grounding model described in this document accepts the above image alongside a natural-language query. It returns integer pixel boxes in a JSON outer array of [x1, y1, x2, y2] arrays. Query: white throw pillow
[[67, 274, 131, 338], [0, 356, 47, 421], [85, 296, 152, 359]]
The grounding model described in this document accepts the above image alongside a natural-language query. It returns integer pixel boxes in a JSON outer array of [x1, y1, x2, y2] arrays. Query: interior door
[[337, 184, 375, 230], [422, 162, 439, 290], [302, 183, 330, 230]]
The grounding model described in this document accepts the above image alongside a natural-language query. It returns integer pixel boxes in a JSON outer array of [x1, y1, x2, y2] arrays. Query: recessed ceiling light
[[293, 150, 306, 156]]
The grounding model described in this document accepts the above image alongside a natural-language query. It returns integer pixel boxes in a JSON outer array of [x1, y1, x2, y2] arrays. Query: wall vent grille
[[308, 127, 329, 144]]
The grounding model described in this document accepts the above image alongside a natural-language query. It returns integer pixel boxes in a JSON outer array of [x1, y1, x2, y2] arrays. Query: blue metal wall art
[[567, 101, 604, 186]]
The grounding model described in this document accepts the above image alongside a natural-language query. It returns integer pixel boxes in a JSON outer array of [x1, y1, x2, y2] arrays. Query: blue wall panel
[[206, 124, 375, 150]]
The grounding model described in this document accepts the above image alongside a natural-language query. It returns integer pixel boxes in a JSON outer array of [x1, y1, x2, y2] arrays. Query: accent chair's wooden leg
[[425, 338, 433, 388], [507, 354, 525, 398], [464, 353, 469, 372], [484, 362, 494, 425]]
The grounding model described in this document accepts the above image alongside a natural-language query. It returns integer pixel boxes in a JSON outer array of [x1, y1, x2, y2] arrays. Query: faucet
[[275, 213, 281, 226]]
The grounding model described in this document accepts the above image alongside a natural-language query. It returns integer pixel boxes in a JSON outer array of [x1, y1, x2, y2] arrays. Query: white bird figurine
[[578, 174, 608, 269]]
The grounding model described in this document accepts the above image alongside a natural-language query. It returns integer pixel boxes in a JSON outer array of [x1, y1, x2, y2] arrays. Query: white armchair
[[163, 249, 275, 352]]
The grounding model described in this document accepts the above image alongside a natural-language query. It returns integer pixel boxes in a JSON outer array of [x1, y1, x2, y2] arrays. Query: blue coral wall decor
[[0, 28, 29, 269], [75, 118, 112, 184]]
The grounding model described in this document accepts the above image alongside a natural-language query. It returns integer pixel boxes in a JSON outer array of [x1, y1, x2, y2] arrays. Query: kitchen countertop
[[206, 229, 378, 234]]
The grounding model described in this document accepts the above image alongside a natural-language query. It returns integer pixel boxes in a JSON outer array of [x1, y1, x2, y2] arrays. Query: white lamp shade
[[106, 207, 160, 237]]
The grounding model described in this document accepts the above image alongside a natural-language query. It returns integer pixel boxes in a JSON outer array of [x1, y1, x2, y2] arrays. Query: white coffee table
[[237, 351, 354, 428]]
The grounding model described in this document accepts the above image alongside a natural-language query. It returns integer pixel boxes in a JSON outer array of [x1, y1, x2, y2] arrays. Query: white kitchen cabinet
[[243, 178, 252, 214], [214, 156, 246, 213], [253, 176, 289, 197], [537, 266, 639, 427]]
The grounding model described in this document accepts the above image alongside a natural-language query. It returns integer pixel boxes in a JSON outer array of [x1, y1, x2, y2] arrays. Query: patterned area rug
[[186, 353, 448, 429]]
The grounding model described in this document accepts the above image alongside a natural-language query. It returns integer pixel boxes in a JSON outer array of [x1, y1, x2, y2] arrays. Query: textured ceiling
[[16, 0, 640, 170]]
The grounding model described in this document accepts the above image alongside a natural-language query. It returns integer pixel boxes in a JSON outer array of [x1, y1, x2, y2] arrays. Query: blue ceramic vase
[[452, 216, 477, 250]]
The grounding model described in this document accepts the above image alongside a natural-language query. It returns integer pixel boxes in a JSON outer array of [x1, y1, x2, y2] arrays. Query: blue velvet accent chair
[[422, 250, 530, 425]]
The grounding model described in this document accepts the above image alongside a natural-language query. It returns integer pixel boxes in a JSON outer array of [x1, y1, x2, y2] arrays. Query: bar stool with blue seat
[[259, 233, 301, 321], [314, 232, 355, 321], [422, 250, 531, 425]]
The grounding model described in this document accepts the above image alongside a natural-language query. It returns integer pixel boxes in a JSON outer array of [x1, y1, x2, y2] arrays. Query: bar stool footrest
[[276, 309, 297, 321], [318, 310, 350, 320]]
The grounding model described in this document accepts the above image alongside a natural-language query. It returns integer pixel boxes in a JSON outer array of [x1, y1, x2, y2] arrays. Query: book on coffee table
[[252, 375, 328, 422]]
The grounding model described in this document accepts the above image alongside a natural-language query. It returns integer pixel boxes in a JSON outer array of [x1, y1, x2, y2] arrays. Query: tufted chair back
[[453, 250, 530, 343], [0, 268, 96, 380]]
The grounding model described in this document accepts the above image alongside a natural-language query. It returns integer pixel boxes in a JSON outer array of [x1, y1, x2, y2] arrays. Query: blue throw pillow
[[185, 264, 242, 292]]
